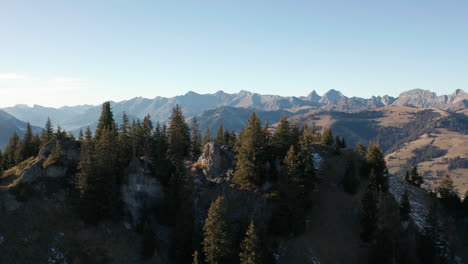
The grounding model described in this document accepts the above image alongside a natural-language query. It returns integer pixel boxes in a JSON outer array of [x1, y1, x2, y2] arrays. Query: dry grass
[[385, 129, 468, 196]]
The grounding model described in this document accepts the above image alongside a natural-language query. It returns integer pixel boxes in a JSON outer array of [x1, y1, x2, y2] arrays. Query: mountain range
[[1, 88, 466, 133]]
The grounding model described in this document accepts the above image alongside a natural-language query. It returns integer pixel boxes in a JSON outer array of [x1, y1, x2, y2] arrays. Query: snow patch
[[313, 153, 323, 170]]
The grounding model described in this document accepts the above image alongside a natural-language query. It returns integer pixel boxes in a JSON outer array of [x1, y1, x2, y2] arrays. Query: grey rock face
[[197, 142, 234, 182], [121, 158, 164, 228], [392, 88, 467, 110]]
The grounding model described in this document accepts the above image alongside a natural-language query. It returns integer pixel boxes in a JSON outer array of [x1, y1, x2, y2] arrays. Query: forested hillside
[[1, 103, 466, 263]]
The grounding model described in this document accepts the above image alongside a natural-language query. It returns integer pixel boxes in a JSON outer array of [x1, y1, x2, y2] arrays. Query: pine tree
[[297, 124, 315, 192], [41, 117, 54, 145], [95, 101, 115, 141], [190, 117, 202, 159], [399, 190, 411, 222], [227, 131, 237, 149], [117, 112, 132, 166], [356, 142, 366, 157], [167, 105, 191, 164], [240, 221, 262, 264], [462, 191, 468, 215], [17, 122, 35, 161], [343, 160, 359, 194], [437, 174, 460, 207], [78, 129, 84, 142], [76, 127, 97, 222], [365, 144, 388, 192], [216, 124, 225, 145], [361, 185, 378, 242], [3, 132, 20, 168], [233, 113, 268, 191], [203, 127, 212, 147], [407, 166, 424, 187], [141, 114, 154, 156], [272, 116, 292, 158], [290, 123, 301, 147], [321, 127, 333, 146], [203, 196, 232, 264]]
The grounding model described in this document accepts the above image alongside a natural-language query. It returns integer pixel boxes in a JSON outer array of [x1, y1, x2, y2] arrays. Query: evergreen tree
[[41, 117, 54, 145], [399, 190, 411, 222], [227, 131, 237, 149], [462, 191, 468, 215], [3, 132, 20, 168], [76, 127, 97, 222], [203, 127, 212, 146], [203, 196, 232, 264], [95, 101, 115, 140], [117, 112, 132, 166], [18, 122, 35, 161], [78, 129, 84, 142], [297, 124, 315, 191], [356, 142, 366, 157], [290, 123, 301, 147], [167, 105, 191, 164], [437, 174, 460, 207], [365, 144, 388, 192], [321, 127, 333, 146], [190, 117, 202, 159], [272, 116, 292, 158], [233, 113, 268, 191], [407, 166, 424, 187], [141, 115, 154, 156], [240, 221, 262, 264], [31, 134, 41, 155], [361, 185, 378, 242], [216, 124, 225, 145], [343, 160, 359, 194]]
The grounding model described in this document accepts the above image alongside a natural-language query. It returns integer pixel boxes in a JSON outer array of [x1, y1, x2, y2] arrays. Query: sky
[[0, 0, 467, 107]]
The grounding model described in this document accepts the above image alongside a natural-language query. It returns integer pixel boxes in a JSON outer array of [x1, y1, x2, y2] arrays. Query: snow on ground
[[313, 153, 324, 170], [388, 174, 428, 230]]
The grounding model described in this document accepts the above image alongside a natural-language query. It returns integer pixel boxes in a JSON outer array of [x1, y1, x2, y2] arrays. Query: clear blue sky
[[0, 0, 467, 107]]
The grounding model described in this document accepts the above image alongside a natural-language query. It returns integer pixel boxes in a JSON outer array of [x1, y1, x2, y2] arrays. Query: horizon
[[1, 1, 467, 107]]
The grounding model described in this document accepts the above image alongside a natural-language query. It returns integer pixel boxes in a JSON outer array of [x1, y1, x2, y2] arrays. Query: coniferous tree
[[227, 131, 237, 149], [3, 132, 20, 168], [297, 124, 315, 192], [216, 124, 225, 145], [361, 185, 378, 242], [190, 117, 202, 159], [356, 142, 366, 157], [95, 101, 115, 140], [31, 134, 41, 155], [365, 144, 388, 192], [400, 190, 411, 222], [41, 117, 54, 145], [117, 112, 132, 166], [240, 221, 262, 264], [76, 127, 97, 222], [141, 115, 154, 156], [203, 127, 212, 146], [462, 191, 468, 215], [343, 160, 359, 194], [233, 113, 268, 191], [167, 105, 191, 164], [272, 116, 292, 158], [203, 196, 232, 264], [78, 129, 84, 142], [437, 174, 460, 208], [407, 166, 424, 187], [321, 127, 333, 146], [17, 122, 35, 161]]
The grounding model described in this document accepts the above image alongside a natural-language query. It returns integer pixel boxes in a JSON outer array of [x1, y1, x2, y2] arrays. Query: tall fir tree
[[437, 173, 460, 208], [76, 127, 97, 222], [216, 124, 225, 145], [117, 112, 132, 167], [95, 101, 116, 141], [190, 117, 202, 159], [400, 190, 411, 222], [365, 144, 388, 192], [343, 160, 359, 194], [360, 184, 379, 242], [17, 122, 35, 161], [240, 221, 262, 264], [356, 142, 366, 157], [203, 127, 212, 147], [233, 113, 268, 191], [203, 196, 232, 264], [321, 127, 333, 146], [41, 117, 54, 145], [167, 105, 191, 164], [272, 116, 292, 158], [3, 132, 20, 168]]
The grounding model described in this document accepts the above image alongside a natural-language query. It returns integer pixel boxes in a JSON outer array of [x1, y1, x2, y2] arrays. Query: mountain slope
[[0, 110, 42, 150]]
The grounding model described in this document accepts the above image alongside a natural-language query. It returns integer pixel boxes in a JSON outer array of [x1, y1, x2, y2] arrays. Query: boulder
[[197, 142, 234, 182]]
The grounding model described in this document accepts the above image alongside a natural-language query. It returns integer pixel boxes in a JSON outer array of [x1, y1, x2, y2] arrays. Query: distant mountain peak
[[306, 90, 321, 102], [319, 89, 345, 104]]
